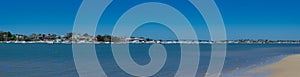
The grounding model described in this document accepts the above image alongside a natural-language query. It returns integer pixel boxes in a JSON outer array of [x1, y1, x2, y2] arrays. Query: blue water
[[1, 44, 300, 77]]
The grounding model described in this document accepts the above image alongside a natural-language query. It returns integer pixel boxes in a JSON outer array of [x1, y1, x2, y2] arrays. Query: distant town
[[1, 30, 300, 44]]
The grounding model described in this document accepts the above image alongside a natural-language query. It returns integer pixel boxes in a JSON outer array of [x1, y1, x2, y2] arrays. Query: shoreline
[[224, 55, 288, 77], [1, 42, 300, 44], [249, 54, 300, 77]]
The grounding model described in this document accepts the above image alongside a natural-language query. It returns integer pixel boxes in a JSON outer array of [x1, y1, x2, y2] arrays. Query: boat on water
[[14, 41, 26, 43], [46, 41, 54, 44]]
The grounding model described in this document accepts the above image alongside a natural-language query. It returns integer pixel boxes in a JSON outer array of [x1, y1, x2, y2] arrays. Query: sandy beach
[[250, 54, 300, 77]]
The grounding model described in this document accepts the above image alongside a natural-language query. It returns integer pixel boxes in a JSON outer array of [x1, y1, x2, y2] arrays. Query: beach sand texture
[[251, 55, 300, 77]]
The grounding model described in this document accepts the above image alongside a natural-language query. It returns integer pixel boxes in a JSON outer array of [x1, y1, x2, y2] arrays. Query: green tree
[[0, 31, 4, 41], [83, 33, 89, 37], [50, 34, 57, 40], [96, 35, 104, 42], [103, 35, 111, 42], [63, 33, 73, 40], [1, 32, 13, 41], [11, 35, 16, 40], [146, 38, 152, 41]]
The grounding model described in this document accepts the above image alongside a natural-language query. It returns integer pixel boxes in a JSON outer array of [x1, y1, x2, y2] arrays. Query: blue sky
[[0, 0, 299, 40]]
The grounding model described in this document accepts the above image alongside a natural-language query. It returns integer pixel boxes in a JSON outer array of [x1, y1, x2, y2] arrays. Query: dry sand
[[250, 54, 300, 77]]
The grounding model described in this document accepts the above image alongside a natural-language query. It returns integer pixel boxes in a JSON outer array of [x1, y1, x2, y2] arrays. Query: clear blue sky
[[0, 0, 299, 40]]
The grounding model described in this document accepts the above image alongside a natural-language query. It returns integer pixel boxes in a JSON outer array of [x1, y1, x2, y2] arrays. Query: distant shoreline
[[1, 41, 300, 44], [2, 31, 300, 45]]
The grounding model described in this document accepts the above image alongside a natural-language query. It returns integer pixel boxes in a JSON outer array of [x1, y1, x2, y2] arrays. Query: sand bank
[[250, 54, 300, 77]]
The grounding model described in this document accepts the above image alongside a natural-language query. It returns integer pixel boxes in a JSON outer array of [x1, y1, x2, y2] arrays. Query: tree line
[[0, 30, 152, 42]]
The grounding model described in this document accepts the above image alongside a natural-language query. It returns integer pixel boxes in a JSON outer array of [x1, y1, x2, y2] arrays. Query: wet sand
[[250, 54, 300, 77]]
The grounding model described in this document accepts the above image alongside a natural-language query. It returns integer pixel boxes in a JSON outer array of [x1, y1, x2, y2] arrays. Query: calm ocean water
[[1, 44, 300, 77]]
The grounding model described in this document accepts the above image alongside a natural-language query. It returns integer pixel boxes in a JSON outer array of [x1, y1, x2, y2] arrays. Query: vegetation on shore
[[2, 30, 300, 44], [0, 30, 153, 42]]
